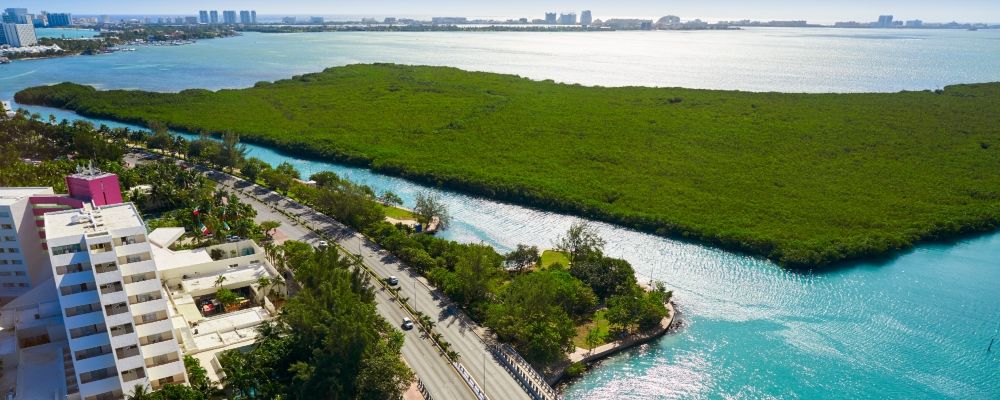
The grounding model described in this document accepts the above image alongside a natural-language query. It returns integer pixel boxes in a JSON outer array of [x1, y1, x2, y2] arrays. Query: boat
[[0, 57, 10, 64]]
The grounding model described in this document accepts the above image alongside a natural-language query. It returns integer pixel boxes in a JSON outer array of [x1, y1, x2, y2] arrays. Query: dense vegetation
[[0, 111, 414, 397], [216, 243, 413, 399], [16, 65, 1000, 267], [244, 157, 667, 365]]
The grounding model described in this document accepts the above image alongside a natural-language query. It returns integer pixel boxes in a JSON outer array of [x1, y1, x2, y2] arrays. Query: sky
[[9, 1, 1000, 23]]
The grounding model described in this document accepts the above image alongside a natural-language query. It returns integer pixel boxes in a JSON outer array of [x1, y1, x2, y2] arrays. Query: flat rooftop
[[150, 242, 214, 272], [181, 263, 270, 297], [44, 202, 144, 238], [0, 187, 54, 206]]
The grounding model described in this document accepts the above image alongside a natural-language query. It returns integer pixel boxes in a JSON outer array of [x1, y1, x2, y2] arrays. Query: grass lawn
[[18, 64, 1000, 267], [381, 205, 417, 221], [573, 309, 611, 349], [540, 250, 571, 269]]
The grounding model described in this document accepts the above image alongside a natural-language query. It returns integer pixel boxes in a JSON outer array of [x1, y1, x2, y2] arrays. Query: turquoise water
[[3, 29, 1000, 398], [34, 28, 98, 39]]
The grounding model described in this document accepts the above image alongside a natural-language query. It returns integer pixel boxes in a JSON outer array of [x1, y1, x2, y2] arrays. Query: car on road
[[386, 276, 399, 286], [401, 317, 414, 330], [316, 240, 329, 249]]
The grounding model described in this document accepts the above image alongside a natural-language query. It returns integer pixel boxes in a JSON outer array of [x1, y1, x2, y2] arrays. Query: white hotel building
[[45, 203, 186, 399], [0, 170, 281, 399]]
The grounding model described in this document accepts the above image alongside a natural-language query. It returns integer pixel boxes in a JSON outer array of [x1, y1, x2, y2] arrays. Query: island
[[14, 64, 1000, 268]]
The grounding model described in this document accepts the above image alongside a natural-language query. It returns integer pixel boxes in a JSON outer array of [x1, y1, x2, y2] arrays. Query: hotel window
[[110, 322, 135, 337], [7, 248, 17, 253], [1, 224, 13, 229], [10, 260, 21, 265], [115, 344, 141, 359], [3, 236, 14, 241], [79, 366, 117, 384], [100, 281, 123, 294], [94, 262, 118, 274], [105, 302, 129, 316], [120, 367, 146, 383], [51, 243, 82, 255]]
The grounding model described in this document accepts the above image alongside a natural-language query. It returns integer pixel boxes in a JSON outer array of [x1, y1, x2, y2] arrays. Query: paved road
[[195, 167, 537, 400], [179, 164, 476, 400]]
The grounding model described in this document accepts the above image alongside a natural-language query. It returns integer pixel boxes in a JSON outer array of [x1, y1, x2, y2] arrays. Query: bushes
[[17, 65, 1000, 267]]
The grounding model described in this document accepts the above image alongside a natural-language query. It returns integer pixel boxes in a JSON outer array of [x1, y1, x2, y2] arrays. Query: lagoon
[[4, 29, 1000, 398]]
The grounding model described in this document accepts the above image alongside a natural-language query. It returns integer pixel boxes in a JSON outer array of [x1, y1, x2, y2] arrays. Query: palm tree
[[214, 275, 227, 288], [254, 276, 272, 305], [126, 384, 151, 400]]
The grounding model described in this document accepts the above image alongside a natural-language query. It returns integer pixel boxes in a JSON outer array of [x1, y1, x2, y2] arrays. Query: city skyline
[[9, 0, 1000, 23]]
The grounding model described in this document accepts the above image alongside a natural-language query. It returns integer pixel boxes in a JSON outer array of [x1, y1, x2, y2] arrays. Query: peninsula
[[15, 64, 1000, 267]]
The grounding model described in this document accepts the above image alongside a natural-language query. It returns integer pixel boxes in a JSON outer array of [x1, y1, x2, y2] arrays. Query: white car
[[401, 317, 414, 330], [316, 240, 329, 248], [387, 276, 399, 286]]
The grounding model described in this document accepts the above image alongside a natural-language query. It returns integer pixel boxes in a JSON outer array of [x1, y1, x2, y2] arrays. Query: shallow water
[[3, 28, 1000, 398]]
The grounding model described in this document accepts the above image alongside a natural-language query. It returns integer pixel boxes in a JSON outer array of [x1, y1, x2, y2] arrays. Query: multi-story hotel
[[0, 167, 282, 399], [45, 202, 186, 399]]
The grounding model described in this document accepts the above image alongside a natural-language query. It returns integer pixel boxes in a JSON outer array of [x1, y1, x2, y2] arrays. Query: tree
[[504, 244, 540, 272], [570, 255, 637, 301], [585, 327, 603, 353], [217, 243, 413, 399], [380, 190, 403, 206], [254, 276, 272, 304], [240, 157, 270, 182], [150, 384, 204, 400], [309, 170, 342, 188], [215, 131, 248, 171], [215, 287, 240, 310], [183, 355, 215, 398], [555, 222, 606, 262], [127, 384, 152, 400], [274, 161, 301, 179], [605, 289, 643, 334], [146, 122, 174, 154], [260, 220, 281, 241], [484, 268, 591, 363], [452, 244, 503, 313], [413, 191, 451, 230]]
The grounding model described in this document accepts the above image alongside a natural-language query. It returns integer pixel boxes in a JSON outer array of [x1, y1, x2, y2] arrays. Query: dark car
[[401, 317, 414, 330]]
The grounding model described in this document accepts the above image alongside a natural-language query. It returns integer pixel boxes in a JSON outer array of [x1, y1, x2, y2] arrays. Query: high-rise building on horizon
[[47, 13, 72, 27], [877, 15, 894, 27], [239, 10, 252, 25], [559, 12, 577, 25], [222, 10, 237, 25], [198, 10, 209, 24], [580, 10, 593, 26], [209, 10, 219, 24], [2, 8, 28, 24], [251, 10, 257, 24], [0, 23, 37, 47], [545, 12, 557, 24]]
